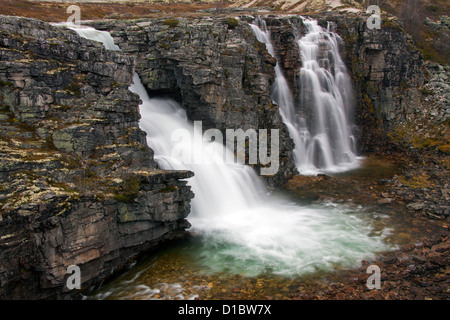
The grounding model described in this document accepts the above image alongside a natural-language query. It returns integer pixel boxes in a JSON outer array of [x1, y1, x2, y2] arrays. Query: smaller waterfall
[[252, 18, 359, 175], [297, 19, 358, 174]]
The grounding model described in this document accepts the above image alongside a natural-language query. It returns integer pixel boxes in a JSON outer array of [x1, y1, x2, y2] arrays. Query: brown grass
[[379, 0, 450, 64], [0, 0, 232, 22]]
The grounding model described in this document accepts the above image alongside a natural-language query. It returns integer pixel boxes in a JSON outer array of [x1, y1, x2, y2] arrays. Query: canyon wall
[[0, 15, 194, 299], [89, 17, 298, 187], [0, 11, 447, 299]]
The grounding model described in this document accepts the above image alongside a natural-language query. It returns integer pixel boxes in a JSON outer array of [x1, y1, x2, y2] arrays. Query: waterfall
[[65, 23, 390, 277], [251, 18, 359, 175], [132, 79, 266, 218], [60, 24, 266, 219]]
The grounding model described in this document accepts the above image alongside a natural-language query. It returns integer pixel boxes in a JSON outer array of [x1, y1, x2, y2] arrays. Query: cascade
[[65, 23, 389, 277], [251, 17, 359, 175]]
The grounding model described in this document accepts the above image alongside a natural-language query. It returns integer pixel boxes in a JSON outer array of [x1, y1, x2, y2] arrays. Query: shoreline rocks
[[288, 234, 449, 300]]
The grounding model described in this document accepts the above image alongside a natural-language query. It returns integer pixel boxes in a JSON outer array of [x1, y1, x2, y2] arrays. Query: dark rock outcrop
[[88, 17, 297, 188], [0, 15, 194, 299], [314, 12, 426, 153]]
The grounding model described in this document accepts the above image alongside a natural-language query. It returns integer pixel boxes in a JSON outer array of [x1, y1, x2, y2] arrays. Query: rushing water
[[63, 22, 396, 299], [132, 75, 391, 278], [252, 17, 359, 175]]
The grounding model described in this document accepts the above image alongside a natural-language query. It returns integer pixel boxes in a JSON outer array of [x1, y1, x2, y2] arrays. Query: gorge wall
[[89, 17, 298, 187], [90, 12, 447, 161], [0, 15, 194, 299], [0, 11, 447, 299]]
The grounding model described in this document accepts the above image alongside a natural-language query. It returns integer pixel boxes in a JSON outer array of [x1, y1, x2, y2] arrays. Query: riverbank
[[285, 152, 449, 221], [86, 154, 448, 300], [282, 151, 449, 300]]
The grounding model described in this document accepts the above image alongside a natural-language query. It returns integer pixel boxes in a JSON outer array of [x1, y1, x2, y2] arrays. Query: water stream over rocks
[[64, 22, 448, 301]]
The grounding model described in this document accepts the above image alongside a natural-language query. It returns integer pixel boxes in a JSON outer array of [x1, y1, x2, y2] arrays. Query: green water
[[87, 157, 447, 300]]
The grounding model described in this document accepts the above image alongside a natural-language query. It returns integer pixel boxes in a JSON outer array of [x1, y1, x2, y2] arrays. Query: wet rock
[[431, 240, 450, 253], [407, 202, 426, 211], [377, 198, 393, 204]]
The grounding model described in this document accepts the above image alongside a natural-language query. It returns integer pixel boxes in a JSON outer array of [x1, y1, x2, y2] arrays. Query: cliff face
[[89, 17, 297, 187], [0, 12, 446, 299], [0, 15, 194, 299], [100, 13, 439, 160], [260, 13, 438, 155]]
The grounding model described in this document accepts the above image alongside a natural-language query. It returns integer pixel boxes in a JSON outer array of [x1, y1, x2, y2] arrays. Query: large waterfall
[[252, 18, 359, 175], [67, 24, 389, 277]]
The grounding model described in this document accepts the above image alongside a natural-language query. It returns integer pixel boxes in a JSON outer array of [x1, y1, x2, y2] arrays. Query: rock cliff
[[253, 13, 438, 155], [86, 13, 443, 180], [0, 15, 194, 299], [88, 17, 298, 187], [1, 10, 447, 299]]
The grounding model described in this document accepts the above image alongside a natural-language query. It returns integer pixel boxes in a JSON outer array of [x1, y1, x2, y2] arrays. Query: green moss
[[437, 144, 450, 154], [114, 174, 141, 202], [398, 173, 431, 189], [14, 120, 36, 134], [59, 154, 79, 169], [42, 136, 58, 151], [221, 49, 233, 56], [113, 193, 136, 203], [0, 80, 14, 88], [417, 44, 447, 65], [398, 81, 409, 92], [381, 19, 404, 32], [411, 136, 441, 149], [64, 81, 82, 96], [227, 18, 239, 30], [158, 185, 178, 193], [388, 119, 449, 152], [162, 18, 179, 28], [420, 87, 435, 96], [158, 42, 170, 49], [426, 5, 439, 12], [362, 93, 375, 115]]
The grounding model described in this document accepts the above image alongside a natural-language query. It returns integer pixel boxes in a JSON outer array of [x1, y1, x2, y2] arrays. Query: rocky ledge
[[0, 15, 194, 299]]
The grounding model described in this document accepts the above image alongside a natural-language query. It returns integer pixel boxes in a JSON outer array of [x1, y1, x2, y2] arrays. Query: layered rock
[[0, 15, 194, 299], [89, 17, 297, 187], [312, 12, 426, 153]]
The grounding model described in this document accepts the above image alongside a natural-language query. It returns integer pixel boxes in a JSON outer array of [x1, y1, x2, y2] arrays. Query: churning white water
[[252, 18, 359, 175], [67, 24, 390, 277]]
